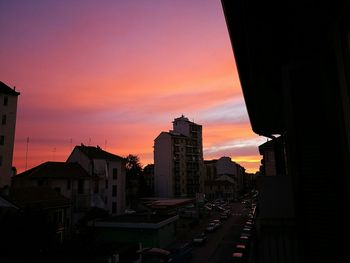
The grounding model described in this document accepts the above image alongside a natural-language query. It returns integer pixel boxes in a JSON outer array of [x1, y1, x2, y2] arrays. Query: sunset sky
[[0, 0, 265, 173]]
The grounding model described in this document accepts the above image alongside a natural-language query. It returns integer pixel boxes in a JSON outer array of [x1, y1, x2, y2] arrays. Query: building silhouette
[[154, 115, 204, 197], [11, 161, 91, 227], [0, 81, 20, 188], [67, 145, 126, 215], [204, 157, 246, 200], [222, 0, 350, 262]]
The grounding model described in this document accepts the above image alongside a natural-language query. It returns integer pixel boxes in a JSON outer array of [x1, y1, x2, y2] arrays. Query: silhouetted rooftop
[[13, 161, 90, 179], [0, 81, 20, 96], [73, 145, 124, 161], [204, 159, 218, 164]]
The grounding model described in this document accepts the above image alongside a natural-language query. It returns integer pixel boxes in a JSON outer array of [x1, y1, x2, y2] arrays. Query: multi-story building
[[222, 1, 350, 261], [11, 161, 90, 226], [67, 144, 126, 215], [154, 115, 204, 198], [203, 157, 246, 200], [0, 81, 20, 188]]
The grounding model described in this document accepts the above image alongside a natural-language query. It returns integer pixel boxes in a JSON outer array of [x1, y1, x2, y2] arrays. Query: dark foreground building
[[221, 0, 350, 262]]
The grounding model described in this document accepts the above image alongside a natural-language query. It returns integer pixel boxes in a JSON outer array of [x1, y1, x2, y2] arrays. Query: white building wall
[[67, 149, 92, 174], [154, 132, 173, 197], [173, 118, 190, 136], [0, 94, 18, 187], [67, 147, 125, 215]]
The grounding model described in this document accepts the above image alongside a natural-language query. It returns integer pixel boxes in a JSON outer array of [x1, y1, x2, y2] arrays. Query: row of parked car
[[137, 241, 194, 263], [231, 201, 257, 262]]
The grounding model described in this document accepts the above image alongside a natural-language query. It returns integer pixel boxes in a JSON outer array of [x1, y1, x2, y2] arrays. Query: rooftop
[[92, 213, 179, 229], [0, 81, 20, 96], [72, 144, 124, 161], [13, 161, 90, 179], [141, 198, 195, 209]]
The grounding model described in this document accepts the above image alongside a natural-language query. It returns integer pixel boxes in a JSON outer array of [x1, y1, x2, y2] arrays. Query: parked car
[[206, 222, 216, 232], [212, 219, 222, 228], [168, 242, 193, 263], [137, 247, 172, 263], [220, 213, 229, 220], [193, 232, 208, 245], [231, 252, 245, 262]]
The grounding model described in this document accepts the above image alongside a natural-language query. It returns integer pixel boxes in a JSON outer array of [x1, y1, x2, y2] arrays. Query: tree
[[125, 154, 142, 207], [125, 154, 142, 177]]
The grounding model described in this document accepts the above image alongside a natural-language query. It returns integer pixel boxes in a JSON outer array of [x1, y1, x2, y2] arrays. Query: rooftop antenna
[[88, 137, 91, 146], [25, 137, 29, 170], [104, 139, 107, 150], [70, 138, 72, 151]]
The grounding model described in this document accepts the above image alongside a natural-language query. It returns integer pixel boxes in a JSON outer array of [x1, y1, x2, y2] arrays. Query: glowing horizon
[[0, 0, 264, 174]]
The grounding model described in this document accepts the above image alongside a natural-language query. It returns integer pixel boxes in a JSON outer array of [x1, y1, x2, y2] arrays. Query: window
[[112, 185, 117, 197], [0, 136, 4, 145], [2, 115, 6, 125], [38, 179, 44, 186], [112, 202, 117, 213], [78, 179, 84, 194], [105, 179, 108, 189], [67, 179, 71, 190], [54, 209, 64, 224], [54, 187, 61, 193], [3, 96, 8, 106], [94, 180, 99, 193], [0, 156, 2, 166], [112, 168, 118, 179]]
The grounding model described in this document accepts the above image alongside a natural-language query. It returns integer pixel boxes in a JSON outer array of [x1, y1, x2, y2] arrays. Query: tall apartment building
[[0, 81, 20, 188], [154, 115, 204, 198]]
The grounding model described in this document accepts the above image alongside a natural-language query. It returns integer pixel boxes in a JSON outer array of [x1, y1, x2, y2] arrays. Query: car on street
[[137, 247, 172, 263], [231, 252, 246, 262], [168, 242, 193, 263], [212, 219, 222, 228], [220, 213, 229, 220], [192, 232, 208, 245], [206, 222, 217, 232]]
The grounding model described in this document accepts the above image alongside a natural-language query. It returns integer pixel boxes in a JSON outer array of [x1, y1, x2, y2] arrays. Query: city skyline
[[0, 0, 265, 173]]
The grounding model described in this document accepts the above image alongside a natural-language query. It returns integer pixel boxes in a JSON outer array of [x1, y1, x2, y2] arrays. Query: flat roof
[[141, 198, 195, 209], [91, 214, 179, 229]]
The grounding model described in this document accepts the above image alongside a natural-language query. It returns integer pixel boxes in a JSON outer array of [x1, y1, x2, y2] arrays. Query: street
[[189, 203, 248, 263]]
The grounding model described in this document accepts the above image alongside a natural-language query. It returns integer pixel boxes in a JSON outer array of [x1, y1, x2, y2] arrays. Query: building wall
[[154, 117, 204, 198], [0, 93, 18, 187], [67, 148, 125, 215], [154, 132, 173, 197], [216, 157, 236, 176], [94, 222, 176, 249]]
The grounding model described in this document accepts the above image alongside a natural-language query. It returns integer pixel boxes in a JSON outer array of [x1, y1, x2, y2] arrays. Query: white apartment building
[[67, 145, 126, 215], [154, 115, 204, 198], [0, 81, 20, 188]]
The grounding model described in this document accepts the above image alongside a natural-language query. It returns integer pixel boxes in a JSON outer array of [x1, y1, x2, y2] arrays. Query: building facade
[[203, 157, 246, 200], [11, 161, 91, 226], [67, 145, 126, 215], [0, 81, 20, 188], [154, 116, 204, 198]]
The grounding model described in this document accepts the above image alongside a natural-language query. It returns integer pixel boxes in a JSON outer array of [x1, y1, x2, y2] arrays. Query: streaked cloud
[[2, 0, 263, 173]]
